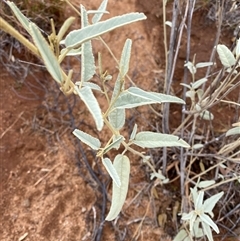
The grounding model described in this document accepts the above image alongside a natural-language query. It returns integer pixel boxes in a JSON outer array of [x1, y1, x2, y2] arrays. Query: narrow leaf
[[75, 86, 103, 131], [192, 78, 208, 89], [103, 135, 124, 154], [192, 143, 204, 149], [57, 17, 75, 42], [202, 221, 214, 241], [199, 213, 219, 234], [108, 108, 125, 130], [7, 1, 31, 33], [173, 229, 190, 241], [64, 12, 146, 48], [128, 87, 185, 104], [133, 131, 190, 148], [216, 44, 236, 67], [102, 158, 121, 187], [105, 154, 130, 221], [184, 61, 196, 74], [197, 180, 215, 188], [202, 191, 224, 214], [114, 91, 157, 109], [107, 38, 132, 130], [226, 126, 240, 136], [130, 124, 138, 140], [81, 5, 95, 82], [92, 0, 109, 24], [119, 39, 132, 76], [73, 129, 101, 150], [236, 38, 240, 57], [196, 62, 213, 68], [82, 81, 102, 91], [29, 23, 63, 84]]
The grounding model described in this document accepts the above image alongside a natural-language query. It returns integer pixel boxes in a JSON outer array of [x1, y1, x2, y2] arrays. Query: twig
[[0, 111, 24, 139]]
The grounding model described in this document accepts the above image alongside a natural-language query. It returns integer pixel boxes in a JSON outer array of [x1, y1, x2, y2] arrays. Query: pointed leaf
[[195, 191, 204, 210], [80, 5, 95, 82], [199, 213, 219, 234], [130, 124, 138, 140], [29, 23, 63, 84], [202, 191, 224, 214], [173, 229, 190, 241], [236, 38, 240, 57], [92, 0, 109, 24], [192, 78, 208, 89], [60, 47, 82, 56], [7, 1, 31, 33], [64, 12, 146, 48], [102, 158, 121, 187], [184, 61, 196, 74], [202, 220, 214, 241], [102, 135, 124, 154], [196, 62, 214, 68], [105, 154, 130, 221], [107, 38, 131, 130], [216, 44, 236, 67], [73, 129, 101, 150], [82, 81, 102, 91], [75, 86, 103, 131], [226, 126, 240, 136], [119, 39, 132, 76], [128, 87, 185, 104], [133, 131, 190, 148], [57, 17, 75, 42], [108, 108, 125, 130], [197, 180, 215, 188]]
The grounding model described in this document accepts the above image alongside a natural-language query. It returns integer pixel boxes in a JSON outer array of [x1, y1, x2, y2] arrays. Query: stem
[[0, 17, 39, 57]]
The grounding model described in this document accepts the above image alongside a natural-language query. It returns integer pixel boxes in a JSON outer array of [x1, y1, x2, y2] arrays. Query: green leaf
[[133, 131, 190, 148], [102, 135, 124, 154], [173, 229, 190, 241], [64, 12, 146, 48], [130, 124, 137, 140], [119, 39, 132, 76], [114, 91, 157, 109], [192, 78, 208, 89], [202, 191, 224, 214], [29, 23, 63, 84], [184, 61, 196, 74], [107, 38, 132, 130], [202, 221, 214, 241], [192, 143, 204, 150], [105, 154, 130, 221], [200, 110, 214, 120], [216, 44, 236, 67], [108, 108, 125, 130], [82, 81, 102, 91], [199, 213, 219, 234], [60, 47, 82, 56], [236, 39, 240, 57], [92, 0, 109, 24], [197, 180, 215, 188], [73, 129, 101, 150], [102, 158, 121, 187], [57, 17, 75, 42], [128, 87, 185, 104], [226, 126, 240, 136], [75, 86, 103, 131], [7, 1, 31, 33], [196, 62, 214, 68], [80, 5, 95, 82]]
